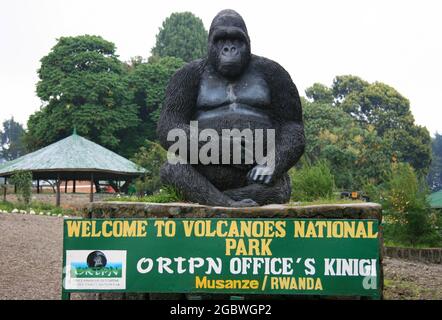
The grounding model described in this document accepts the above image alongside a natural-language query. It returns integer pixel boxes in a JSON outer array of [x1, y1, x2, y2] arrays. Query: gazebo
[[0, 131, 145, 206]]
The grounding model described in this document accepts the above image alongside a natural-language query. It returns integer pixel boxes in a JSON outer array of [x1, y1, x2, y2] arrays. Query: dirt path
[[0, 213, 441, 300], [383, 256, 442, 299], [0, 213, 63, 300]]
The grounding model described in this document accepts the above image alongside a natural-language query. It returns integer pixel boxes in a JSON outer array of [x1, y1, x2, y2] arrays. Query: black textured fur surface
[[157, 10, 305, 207]]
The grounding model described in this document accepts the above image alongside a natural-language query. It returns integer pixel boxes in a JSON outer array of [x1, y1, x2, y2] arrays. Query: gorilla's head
[[208, 10, 251, 79]]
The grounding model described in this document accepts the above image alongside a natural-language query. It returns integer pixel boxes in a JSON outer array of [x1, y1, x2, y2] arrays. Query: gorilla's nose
[[222, 45, 238, 56]]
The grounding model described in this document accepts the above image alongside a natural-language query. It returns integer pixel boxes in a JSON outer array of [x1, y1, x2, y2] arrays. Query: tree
[[339, 82, 415, 135], [0, 117, 26, 160], [382, 163, 440, 246], [305, 83, 334, 104], [151, 12, 208, 62], [384, 125, 432, 172], [339, 81, 431, 172], [306, 76, 432, 175], [302, 98, 391, 189], [332, 75, 369, 103], [9, 171, 33, 205], [120, 56, 185, 156], [24, 35, 139, 154], [428, 133, 442, 191], [132, 140, 167, 195]]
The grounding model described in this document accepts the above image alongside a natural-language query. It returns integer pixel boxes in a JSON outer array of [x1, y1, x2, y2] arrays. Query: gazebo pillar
[[3, 177, 7, 202], [37, 179, 40, 194], [56, 175, 61, 207], [90, 173, 94, 203], [2, 182, 6, 202], [73, 179, 76, 193]]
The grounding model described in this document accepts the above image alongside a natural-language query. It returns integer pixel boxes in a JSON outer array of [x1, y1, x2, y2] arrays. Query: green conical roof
[[0, 133, 145, 179]]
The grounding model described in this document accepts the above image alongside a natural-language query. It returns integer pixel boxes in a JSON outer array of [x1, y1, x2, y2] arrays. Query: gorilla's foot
[[223, 174, 291, 206], [229, 199, 259, 207]]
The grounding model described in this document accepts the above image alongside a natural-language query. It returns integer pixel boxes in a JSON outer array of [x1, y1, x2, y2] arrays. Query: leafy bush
[[9, 170, 33, 205], [132, 140, 167, 196], [290, 161, 335, 202], [382, 163, 441, 246], [107, 186, 185, 203], [0, 201, 15, 212]]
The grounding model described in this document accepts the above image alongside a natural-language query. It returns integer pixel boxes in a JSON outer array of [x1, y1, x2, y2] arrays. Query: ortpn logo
[[70, 250, 123, 278], [65, 250, 127, 290]]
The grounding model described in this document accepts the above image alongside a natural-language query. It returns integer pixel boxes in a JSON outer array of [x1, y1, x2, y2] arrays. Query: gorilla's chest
[[196, 70, 271, 110]]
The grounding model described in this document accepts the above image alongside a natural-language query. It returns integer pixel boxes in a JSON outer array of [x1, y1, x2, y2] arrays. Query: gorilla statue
[[157, 9, 305, 207]]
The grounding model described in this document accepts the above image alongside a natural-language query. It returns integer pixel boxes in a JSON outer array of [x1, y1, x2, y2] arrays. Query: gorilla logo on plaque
[[87, 251, 107, 270]]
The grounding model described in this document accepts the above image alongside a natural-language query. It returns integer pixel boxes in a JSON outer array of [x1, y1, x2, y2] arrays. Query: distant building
[[429, 190, 442, 209]]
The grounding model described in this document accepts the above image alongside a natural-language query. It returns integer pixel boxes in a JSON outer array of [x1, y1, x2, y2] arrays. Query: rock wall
[[84, 201, 382, 220], [384, 246, 442, 264]]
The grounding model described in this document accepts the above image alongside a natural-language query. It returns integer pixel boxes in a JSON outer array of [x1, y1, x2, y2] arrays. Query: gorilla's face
[[210, 29, 249, 78], [208, 10, 251, 79]]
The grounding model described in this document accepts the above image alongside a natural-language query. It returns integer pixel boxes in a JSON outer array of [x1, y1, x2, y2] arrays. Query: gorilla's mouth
[[221, 61, 239, 66], [219, 62, 242, 74], [220, 64, 238, 71]]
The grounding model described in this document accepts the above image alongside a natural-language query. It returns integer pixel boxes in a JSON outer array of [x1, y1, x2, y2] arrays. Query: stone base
[[79, 201, 383, 300], [84, 201, 382, 220]]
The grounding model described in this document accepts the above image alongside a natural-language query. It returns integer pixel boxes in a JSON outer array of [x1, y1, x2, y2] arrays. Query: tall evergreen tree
[[0, 117, 26, 160], [151, 12, 208, 62], [121, 56, 184, 156]]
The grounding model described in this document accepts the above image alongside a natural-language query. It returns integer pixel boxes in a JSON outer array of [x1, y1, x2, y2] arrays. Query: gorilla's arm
[[157, 60, 205, 151], [253, 56, 305, 183]]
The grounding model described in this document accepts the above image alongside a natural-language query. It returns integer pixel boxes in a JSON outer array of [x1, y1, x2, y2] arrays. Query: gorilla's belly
[[194, 103, 273, 132]]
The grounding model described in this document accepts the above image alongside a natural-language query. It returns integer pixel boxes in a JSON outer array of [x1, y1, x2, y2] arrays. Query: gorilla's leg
[[160, 162, 258, 207], [223, 173, 291, 205]]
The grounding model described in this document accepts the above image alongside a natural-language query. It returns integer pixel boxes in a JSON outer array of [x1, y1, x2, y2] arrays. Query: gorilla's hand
[[247, 164, 274, 185]]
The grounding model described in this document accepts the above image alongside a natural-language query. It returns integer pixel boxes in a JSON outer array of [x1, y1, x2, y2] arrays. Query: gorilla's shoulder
[[250, 54, 278, 66], [167, 58, 207, 89], [176, 58, 207, 75], [250, 55, 292, 78]]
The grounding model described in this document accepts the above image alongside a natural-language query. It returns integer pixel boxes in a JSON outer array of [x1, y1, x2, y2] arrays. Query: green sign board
[[62, 218, 381, 298]]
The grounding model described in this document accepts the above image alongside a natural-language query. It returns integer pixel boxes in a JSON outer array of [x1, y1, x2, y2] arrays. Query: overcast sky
[[1, 0, 441, 135]]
